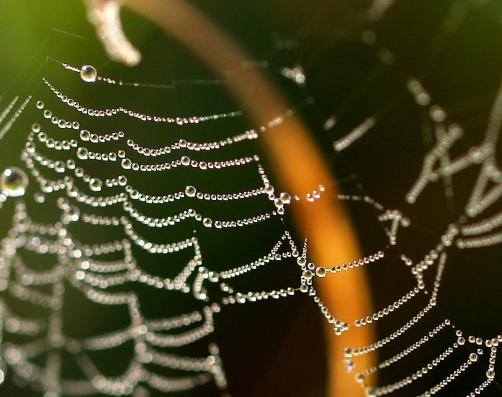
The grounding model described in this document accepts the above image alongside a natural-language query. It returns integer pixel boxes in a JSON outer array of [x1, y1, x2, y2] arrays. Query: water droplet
[[1, 167, 28, 197], [430, 105, 446, 122], [77, 147, 89, 160], [54, 161, 65, 173], [181, 156, 190, 166], [80, 130, 90, 141], [80, 65, 97, 83], [279, 192, 291, 204], [361, 30, 376, 45], [89, 178, 102, 192], [34, 192, 45, 203], [67, 207, 80, 222], [366, 387, 376, 397], [117, 175, 127, 186], [133, 385, 150, 397], [121, 158, 132, 169], [185, 185, 196, 197]]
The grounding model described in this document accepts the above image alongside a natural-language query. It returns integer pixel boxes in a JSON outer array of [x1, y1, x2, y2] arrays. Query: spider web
[[0, 0, 501, 396]]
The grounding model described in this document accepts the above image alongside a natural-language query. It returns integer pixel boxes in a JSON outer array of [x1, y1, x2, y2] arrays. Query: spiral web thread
[[0, 0, 501, 396]]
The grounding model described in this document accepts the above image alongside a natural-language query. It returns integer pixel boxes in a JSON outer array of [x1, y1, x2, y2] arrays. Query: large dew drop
[[80, 65, 97, 83], [185, 185, 196, 197], [1, 167, 28, 197]]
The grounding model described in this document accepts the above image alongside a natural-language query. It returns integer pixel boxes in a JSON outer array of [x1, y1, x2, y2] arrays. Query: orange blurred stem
[[123, 0, 377, 394]]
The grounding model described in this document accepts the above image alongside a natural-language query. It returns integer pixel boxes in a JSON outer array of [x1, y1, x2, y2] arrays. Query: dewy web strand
[[0, 5, 501, 395]]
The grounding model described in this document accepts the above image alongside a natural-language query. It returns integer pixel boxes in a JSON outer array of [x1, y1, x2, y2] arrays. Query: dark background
[[0, 0, 501, 396]]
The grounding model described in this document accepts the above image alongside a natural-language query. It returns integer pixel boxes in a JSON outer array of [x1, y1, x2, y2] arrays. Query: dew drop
[[121, 158, 132, 169], [1, 167, 28, 197], [80, 130, 90, 141], [67, 207, 80, 222], [80, 65, 97, 83], [54, 161, 65, 173], [430, 105, 446, 123], [117, 175, 128, 186], [75, 167, 84, 177], [181, 156, 190, 166], [77, 147, 89, 160], [279, 192, 291, 204], [185, 185, 196, 197], [89, 178, 102, 192], [34, 192, 45, 203]]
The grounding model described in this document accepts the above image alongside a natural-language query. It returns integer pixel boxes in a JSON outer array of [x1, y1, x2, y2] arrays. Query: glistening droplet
[[1, 167, 28, 197], [185, 186, 196, 197], [80, 65, 97, 83]]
